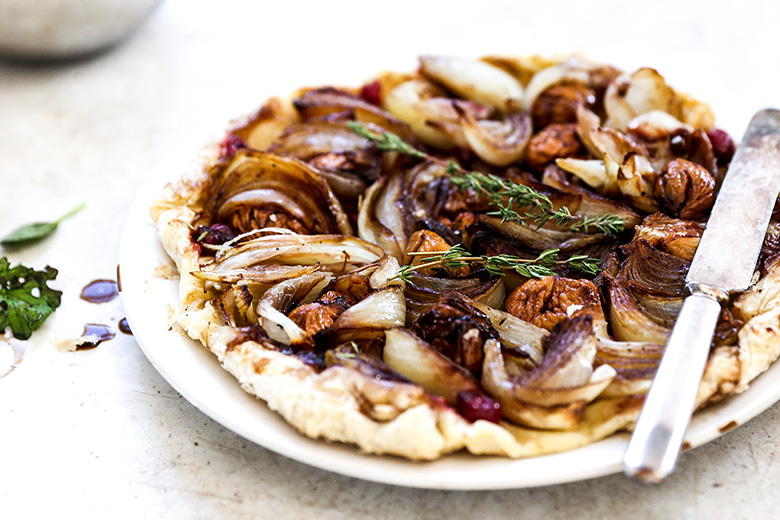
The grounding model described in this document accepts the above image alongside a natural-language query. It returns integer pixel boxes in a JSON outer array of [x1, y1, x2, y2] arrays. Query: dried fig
[[506, 276, 603, 331]]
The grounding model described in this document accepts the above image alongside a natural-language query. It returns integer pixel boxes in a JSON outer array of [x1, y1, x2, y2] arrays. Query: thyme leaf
[[347, 122, 624, 235], [396, 245, 602, 283]]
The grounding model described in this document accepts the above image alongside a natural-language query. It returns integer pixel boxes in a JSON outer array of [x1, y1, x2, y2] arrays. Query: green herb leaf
[[347, 122, 426, 159], [1, 202, 86, 248], [395, 245, 601, 281], [346, 123, 625, 235], [0, 257, 62, 340]]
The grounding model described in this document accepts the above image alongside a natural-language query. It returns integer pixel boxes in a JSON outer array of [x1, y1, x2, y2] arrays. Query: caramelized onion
[[419, 55, 524, 112], [256, 273, 332, 345], [385, 79, 488, 149], [192, 263, 320, 285], [627, 110, 692, 140], [522, 62, 589, 110], [404, 271, 505, 322], [559, 105, 658, 211], [293, 87, 413, 139], [470, 300, 546, 364], [212, 233, 385, 273], [323, 346, 431, 423], [633, 213, 703, 260], [619, 239, 689, 296], [269, 120, 372, 158], [215, 283, 258, 328], [455, 102, 532, 166], [384, 328, 480, 404], [333, 288, 406, 331], [604, 68, 682, 131], [231, 97, 299, 151], [481, 316, 615, 430], [595, 336, 663, 397], [357, 163, 408, 260], [211, 150, 351, 236], [604, 239, 688, 343], [607, 280, 675, 344], [479, 215, 596, 251]]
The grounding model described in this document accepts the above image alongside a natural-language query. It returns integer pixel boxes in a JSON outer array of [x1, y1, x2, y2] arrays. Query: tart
[[151, 55, 780, 459]]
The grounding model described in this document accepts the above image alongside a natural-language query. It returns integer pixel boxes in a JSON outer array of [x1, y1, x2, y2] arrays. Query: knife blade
[[624, 108, 780, 483]]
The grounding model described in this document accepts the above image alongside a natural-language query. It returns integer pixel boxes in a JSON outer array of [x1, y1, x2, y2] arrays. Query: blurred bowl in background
[[0, 0, 164, 61]]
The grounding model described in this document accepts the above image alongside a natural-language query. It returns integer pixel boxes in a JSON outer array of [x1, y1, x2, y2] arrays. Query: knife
[[623, 108, 780, 483]]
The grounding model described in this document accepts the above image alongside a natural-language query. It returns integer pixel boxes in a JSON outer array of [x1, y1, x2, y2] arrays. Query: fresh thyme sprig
[[348, 122, 624, 235], [347, 121, 426, 159], [394, 244, 602, 283]]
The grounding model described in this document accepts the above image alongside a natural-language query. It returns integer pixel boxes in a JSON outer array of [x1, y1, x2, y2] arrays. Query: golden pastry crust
[[151, 54, 780, 460]]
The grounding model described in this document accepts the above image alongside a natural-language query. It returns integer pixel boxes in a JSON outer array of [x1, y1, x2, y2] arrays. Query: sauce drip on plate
[[118, 318, 132, 335], [80, 279, 119, 304], [76, 324, 116, 350]]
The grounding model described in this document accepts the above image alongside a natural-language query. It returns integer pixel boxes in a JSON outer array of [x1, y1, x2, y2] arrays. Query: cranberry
[[456, 390, 502, 424], [219, 133, 248, 159], [359, 80, 382, 106], [194, 223, 237, 249], [706, 128, 736, 165]]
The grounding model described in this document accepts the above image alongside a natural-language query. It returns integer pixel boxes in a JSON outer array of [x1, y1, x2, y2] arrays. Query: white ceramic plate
[[119, 132, 780, 490]]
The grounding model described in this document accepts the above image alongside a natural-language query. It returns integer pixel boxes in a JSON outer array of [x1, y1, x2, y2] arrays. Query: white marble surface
[[2, 0, 780, 518]]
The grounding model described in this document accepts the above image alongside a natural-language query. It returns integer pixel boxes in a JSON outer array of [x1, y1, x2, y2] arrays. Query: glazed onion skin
[[403, 270, 506, 323], [210, 150, 352, 236], [210, 233, 385, 274], [604, 68, 682, 131], [292, 87, 414, 141], [594, 336, 664, 397], [633, 213, 703, 261], [383, 328, 481, 405], [267, 120, 380, 201], [481, 316, 616, 430], [454, 102, 533, 166], [604, 240, 689, 344], [324, 344, 438, 423], [357, 161, 408, 261], [419, 55, 524, 112]]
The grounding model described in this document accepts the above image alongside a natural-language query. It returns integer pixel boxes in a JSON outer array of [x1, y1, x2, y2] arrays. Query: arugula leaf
[[0, 257, 62, 340], [1, 202, 85, 248]]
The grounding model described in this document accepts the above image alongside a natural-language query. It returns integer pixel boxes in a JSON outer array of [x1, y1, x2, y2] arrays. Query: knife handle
[[623, 292, 722, 483]]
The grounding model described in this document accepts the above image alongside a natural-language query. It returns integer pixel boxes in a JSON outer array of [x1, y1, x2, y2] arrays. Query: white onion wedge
[[604, 68, 682, 131], [419, 55, 524, 112], [383, 328, 480, 404]]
